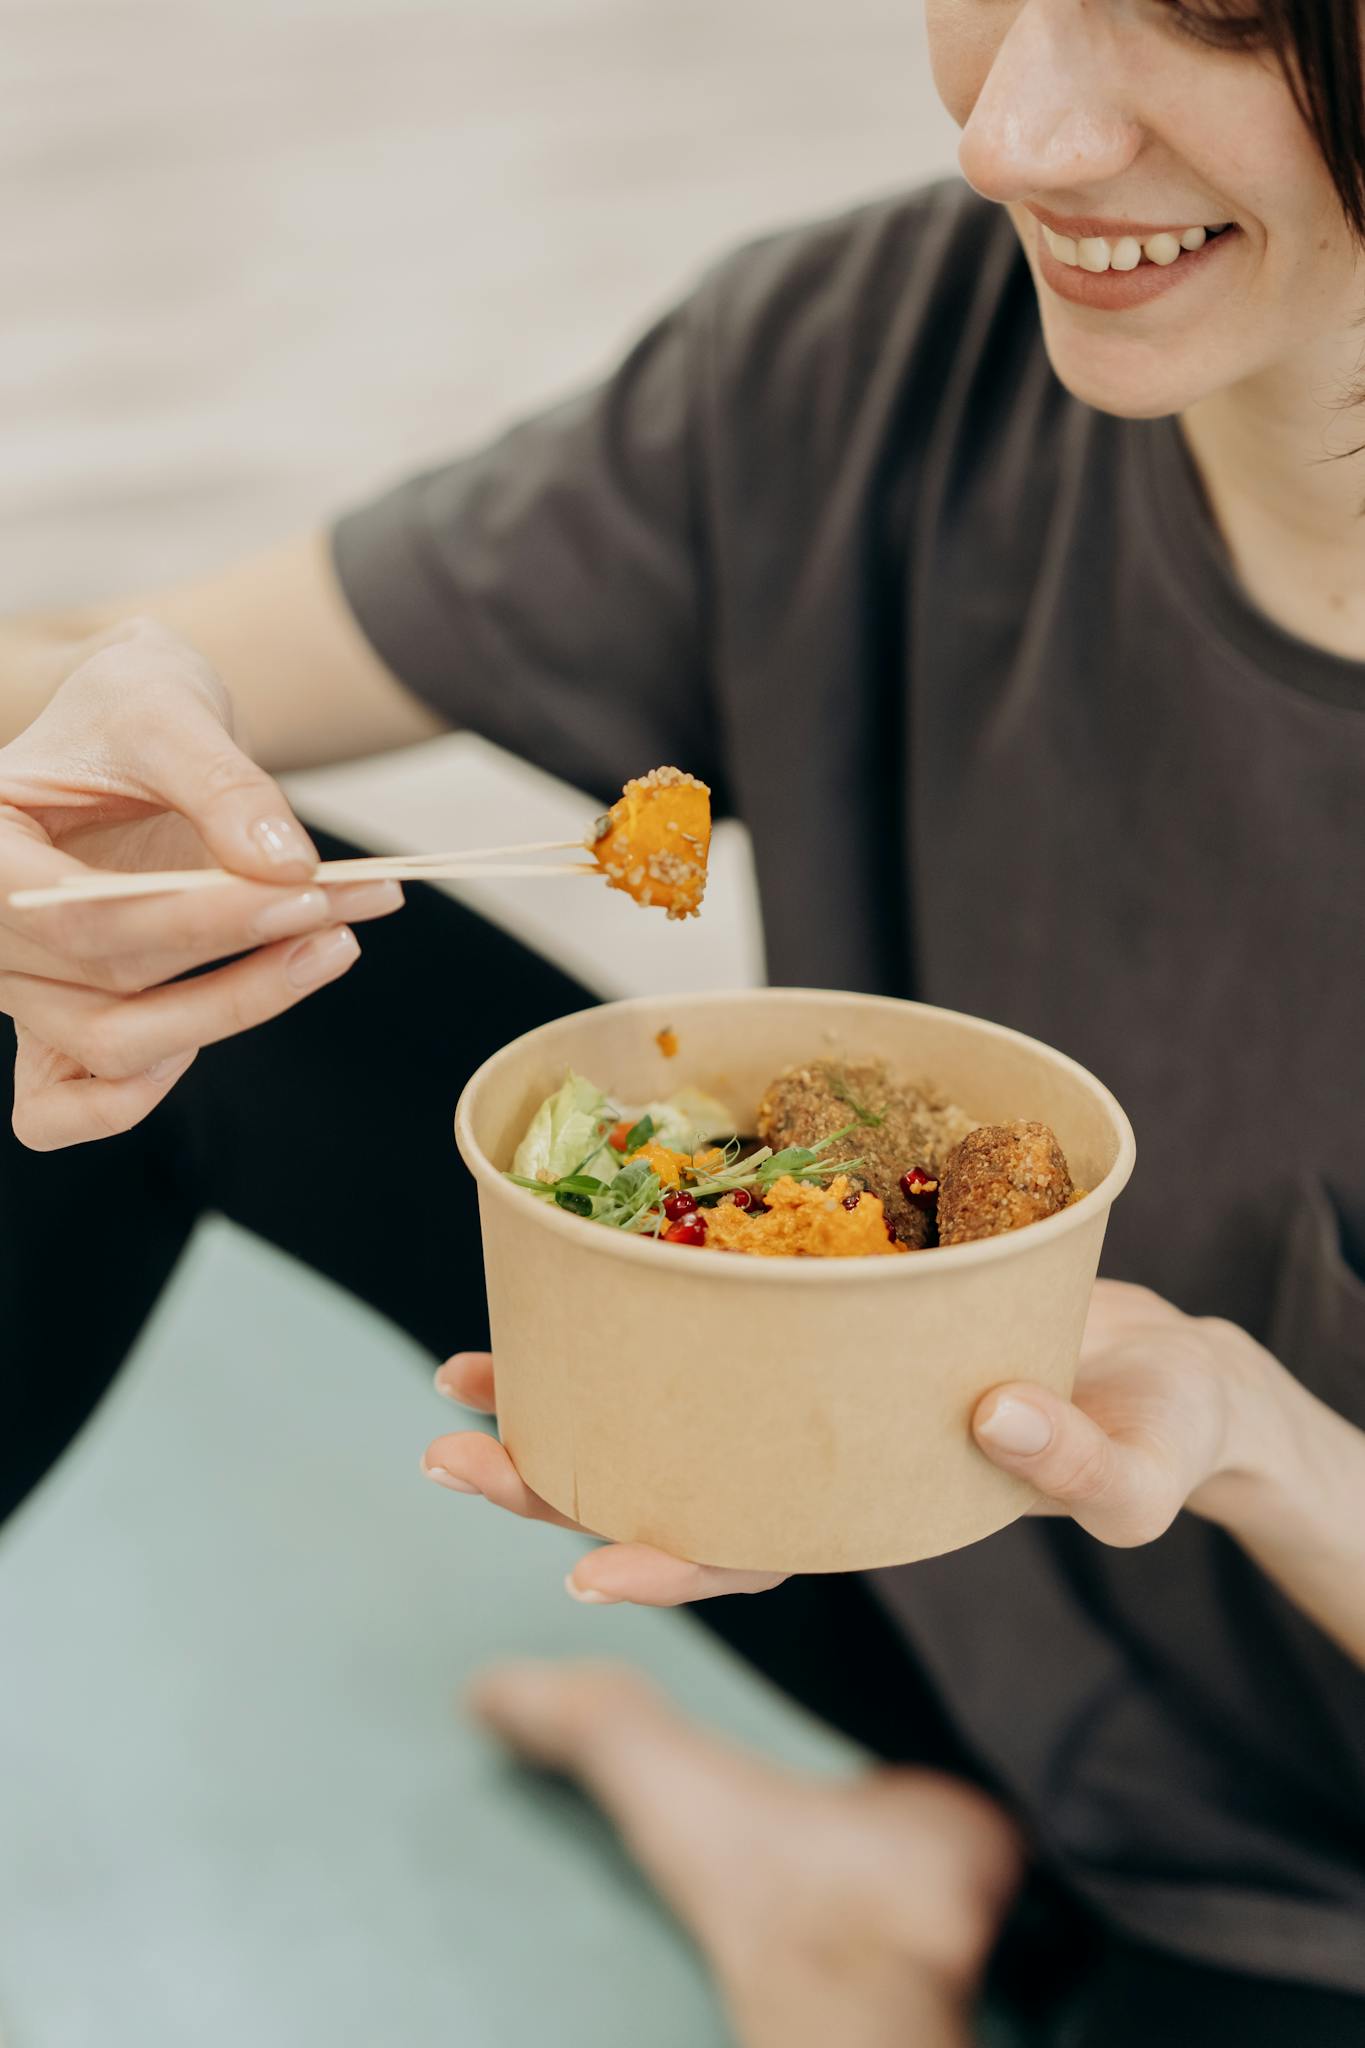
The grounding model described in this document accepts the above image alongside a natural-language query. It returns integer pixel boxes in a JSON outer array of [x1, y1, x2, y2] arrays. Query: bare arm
[[0, 530, 448, 767], [1191, 1356, 1365, 1672]]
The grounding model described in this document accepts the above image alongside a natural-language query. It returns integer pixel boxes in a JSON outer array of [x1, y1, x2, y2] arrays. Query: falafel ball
[[755, 1057, 965, 1248], [936, 1120, 1074, 1246]]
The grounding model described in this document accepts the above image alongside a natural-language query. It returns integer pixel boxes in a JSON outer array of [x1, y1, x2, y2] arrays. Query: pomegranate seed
[[729, 1188, 757, 1211], [899, 1165, 939, 1212], [664, 1214, 708, 1247], [663, 1190, 698, 1222], [841, 1191, 862, 1211]]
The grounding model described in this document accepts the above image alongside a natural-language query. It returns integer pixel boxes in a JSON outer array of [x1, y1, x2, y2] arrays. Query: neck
[[1180, 348, 1365, 662]]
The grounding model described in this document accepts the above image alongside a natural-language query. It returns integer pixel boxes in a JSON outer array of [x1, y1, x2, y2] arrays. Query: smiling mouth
[[1037, 220, 1234, 274]]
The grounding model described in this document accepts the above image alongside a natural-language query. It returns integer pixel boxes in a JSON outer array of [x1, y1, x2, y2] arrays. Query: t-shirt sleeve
[[329, 295, 728, 810]]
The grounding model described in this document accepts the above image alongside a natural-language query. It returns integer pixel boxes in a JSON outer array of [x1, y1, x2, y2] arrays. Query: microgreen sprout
[[597, 1157, 666, 1231], [826, 1070, 887, 1127], [686, 1122, 866, 1200], [505, 1168, 615, 1219]]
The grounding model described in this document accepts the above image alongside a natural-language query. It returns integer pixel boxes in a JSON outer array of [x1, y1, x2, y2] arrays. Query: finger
[[0, 816, 109, 951], [434, 1352, 497, 1413], [566, 1545, 786, 1609], [420, 1423, 787, 1605], [421, 1431, 583, 1531], [11, 1038, 198, 1151], [0, 924, 360, 1079], [9, 875, 403, 993], [130, 686, 319, 882], [972, 1381, 1181, 1547]]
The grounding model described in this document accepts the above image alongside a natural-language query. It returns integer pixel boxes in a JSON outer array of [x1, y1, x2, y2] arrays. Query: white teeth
[[1040, 223, 1079, 265], [1041, 220, 1227, 275]]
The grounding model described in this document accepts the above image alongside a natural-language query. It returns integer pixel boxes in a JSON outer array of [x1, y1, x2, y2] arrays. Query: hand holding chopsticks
[[6, 764, 713, 922], [0, 683, 712, 1154]]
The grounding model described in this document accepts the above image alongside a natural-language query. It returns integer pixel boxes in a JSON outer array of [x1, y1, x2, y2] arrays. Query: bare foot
[[468, 1660, 1026, 2048]]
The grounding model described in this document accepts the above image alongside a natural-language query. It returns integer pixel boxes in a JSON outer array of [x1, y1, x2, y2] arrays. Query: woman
[[2, 1, 1362, 2040]]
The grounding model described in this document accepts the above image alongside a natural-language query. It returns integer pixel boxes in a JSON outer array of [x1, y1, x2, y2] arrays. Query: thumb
[[971, 1382, 1176, 1547], [141, 701, 318, 883]]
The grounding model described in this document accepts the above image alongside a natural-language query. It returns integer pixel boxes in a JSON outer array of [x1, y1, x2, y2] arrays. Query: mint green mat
[[0, 1220, 863, 2046], [0, 1221, 1032, 2046]]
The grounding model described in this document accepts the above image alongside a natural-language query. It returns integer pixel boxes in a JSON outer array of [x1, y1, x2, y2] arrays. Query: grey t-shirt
[[333, 178, 1365, 1990]]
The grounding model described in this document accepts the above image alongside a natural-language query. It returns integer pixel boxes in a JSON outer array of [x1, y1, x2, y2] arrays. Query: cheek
[[924, 0, 1002, 128], [1190, 94, 1357, 303]]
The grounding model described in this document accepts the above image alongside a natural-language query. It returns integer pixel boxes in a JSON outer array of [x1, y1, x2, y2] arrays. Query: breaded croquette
[[756, 1058, 973, 1247], [936, 1120, 1074, 1246]]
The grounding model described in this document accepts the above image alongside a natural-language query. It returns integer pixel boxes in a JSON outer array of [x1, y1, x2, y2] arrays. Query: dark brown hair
[[1171, 1, 1365, 238]]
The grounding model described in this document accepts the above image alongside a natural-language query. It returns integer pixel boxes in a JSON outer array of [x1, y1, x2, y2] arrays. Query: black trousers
[[4, 829, 1361, 2048]]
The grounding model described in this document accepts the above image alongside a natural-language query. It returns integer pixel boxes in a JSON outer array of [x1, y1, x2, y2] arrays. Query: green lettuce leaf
[[511, 1071, 621, 1186], [640, 1085, 739, 1154]]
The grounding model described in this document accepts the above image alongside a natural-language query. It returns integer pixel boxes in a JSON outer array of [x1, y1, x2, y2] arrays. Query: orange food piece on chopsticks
[[590, 767, 711, 919]]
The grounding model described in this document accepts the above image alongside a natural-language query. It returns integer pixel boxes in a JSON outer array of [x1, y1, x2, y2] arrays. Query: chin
[[1036, 318, 1210, 421]]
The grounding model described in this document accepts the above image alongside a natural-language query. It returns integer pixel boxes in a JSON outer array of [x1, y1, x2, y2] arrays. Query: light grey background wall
[[6, 0, 961, 990]]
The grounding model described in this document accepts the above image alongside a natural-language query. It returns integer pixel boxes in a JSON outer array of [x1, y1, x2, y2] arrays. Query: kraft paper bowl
[[454, 988, 1136, 1574]]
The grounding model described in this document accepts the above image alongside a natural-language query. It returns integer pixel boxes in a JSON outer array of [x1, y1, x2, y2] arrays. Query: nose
[[957, 0, 1143, 204]]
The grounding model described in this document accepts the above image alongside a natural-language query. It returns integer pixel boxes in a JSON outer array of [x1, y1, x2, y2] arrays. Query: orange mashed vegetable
[[705, 1176, 907, 1258], [627, 1140, 726, 1189], [591, 767, 710, 919]]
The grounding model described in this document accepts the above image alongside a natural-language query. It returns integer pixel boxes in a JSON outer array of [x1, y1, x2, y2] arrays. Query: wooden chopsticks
[[7, 839, 598, 911]]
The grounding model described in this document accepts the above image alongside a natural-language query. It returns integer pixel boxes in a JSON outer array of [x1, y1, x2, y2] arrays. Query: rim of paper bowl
[[454, 987, 1137, 1286]]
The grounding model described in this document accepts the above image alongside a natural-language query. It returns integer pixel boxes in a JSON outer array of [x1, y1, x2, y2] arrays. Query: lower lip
[[1035, 223, 1239, 310]]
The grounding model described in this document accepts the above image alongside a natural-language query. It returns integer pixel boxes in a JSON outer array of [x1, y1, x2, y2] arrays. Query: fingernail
[[421, 1459, 480, 1495], [284, 925, 359, 990], [249, 888, 329, 942], [326, 880, 405, 919], [145, 1049, 196, 1083], [565, 1574, 619, 1606], [250, 816, 314, 867], [432, 1372, 478, 1408], [976, 1397, 1054, 1455]]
